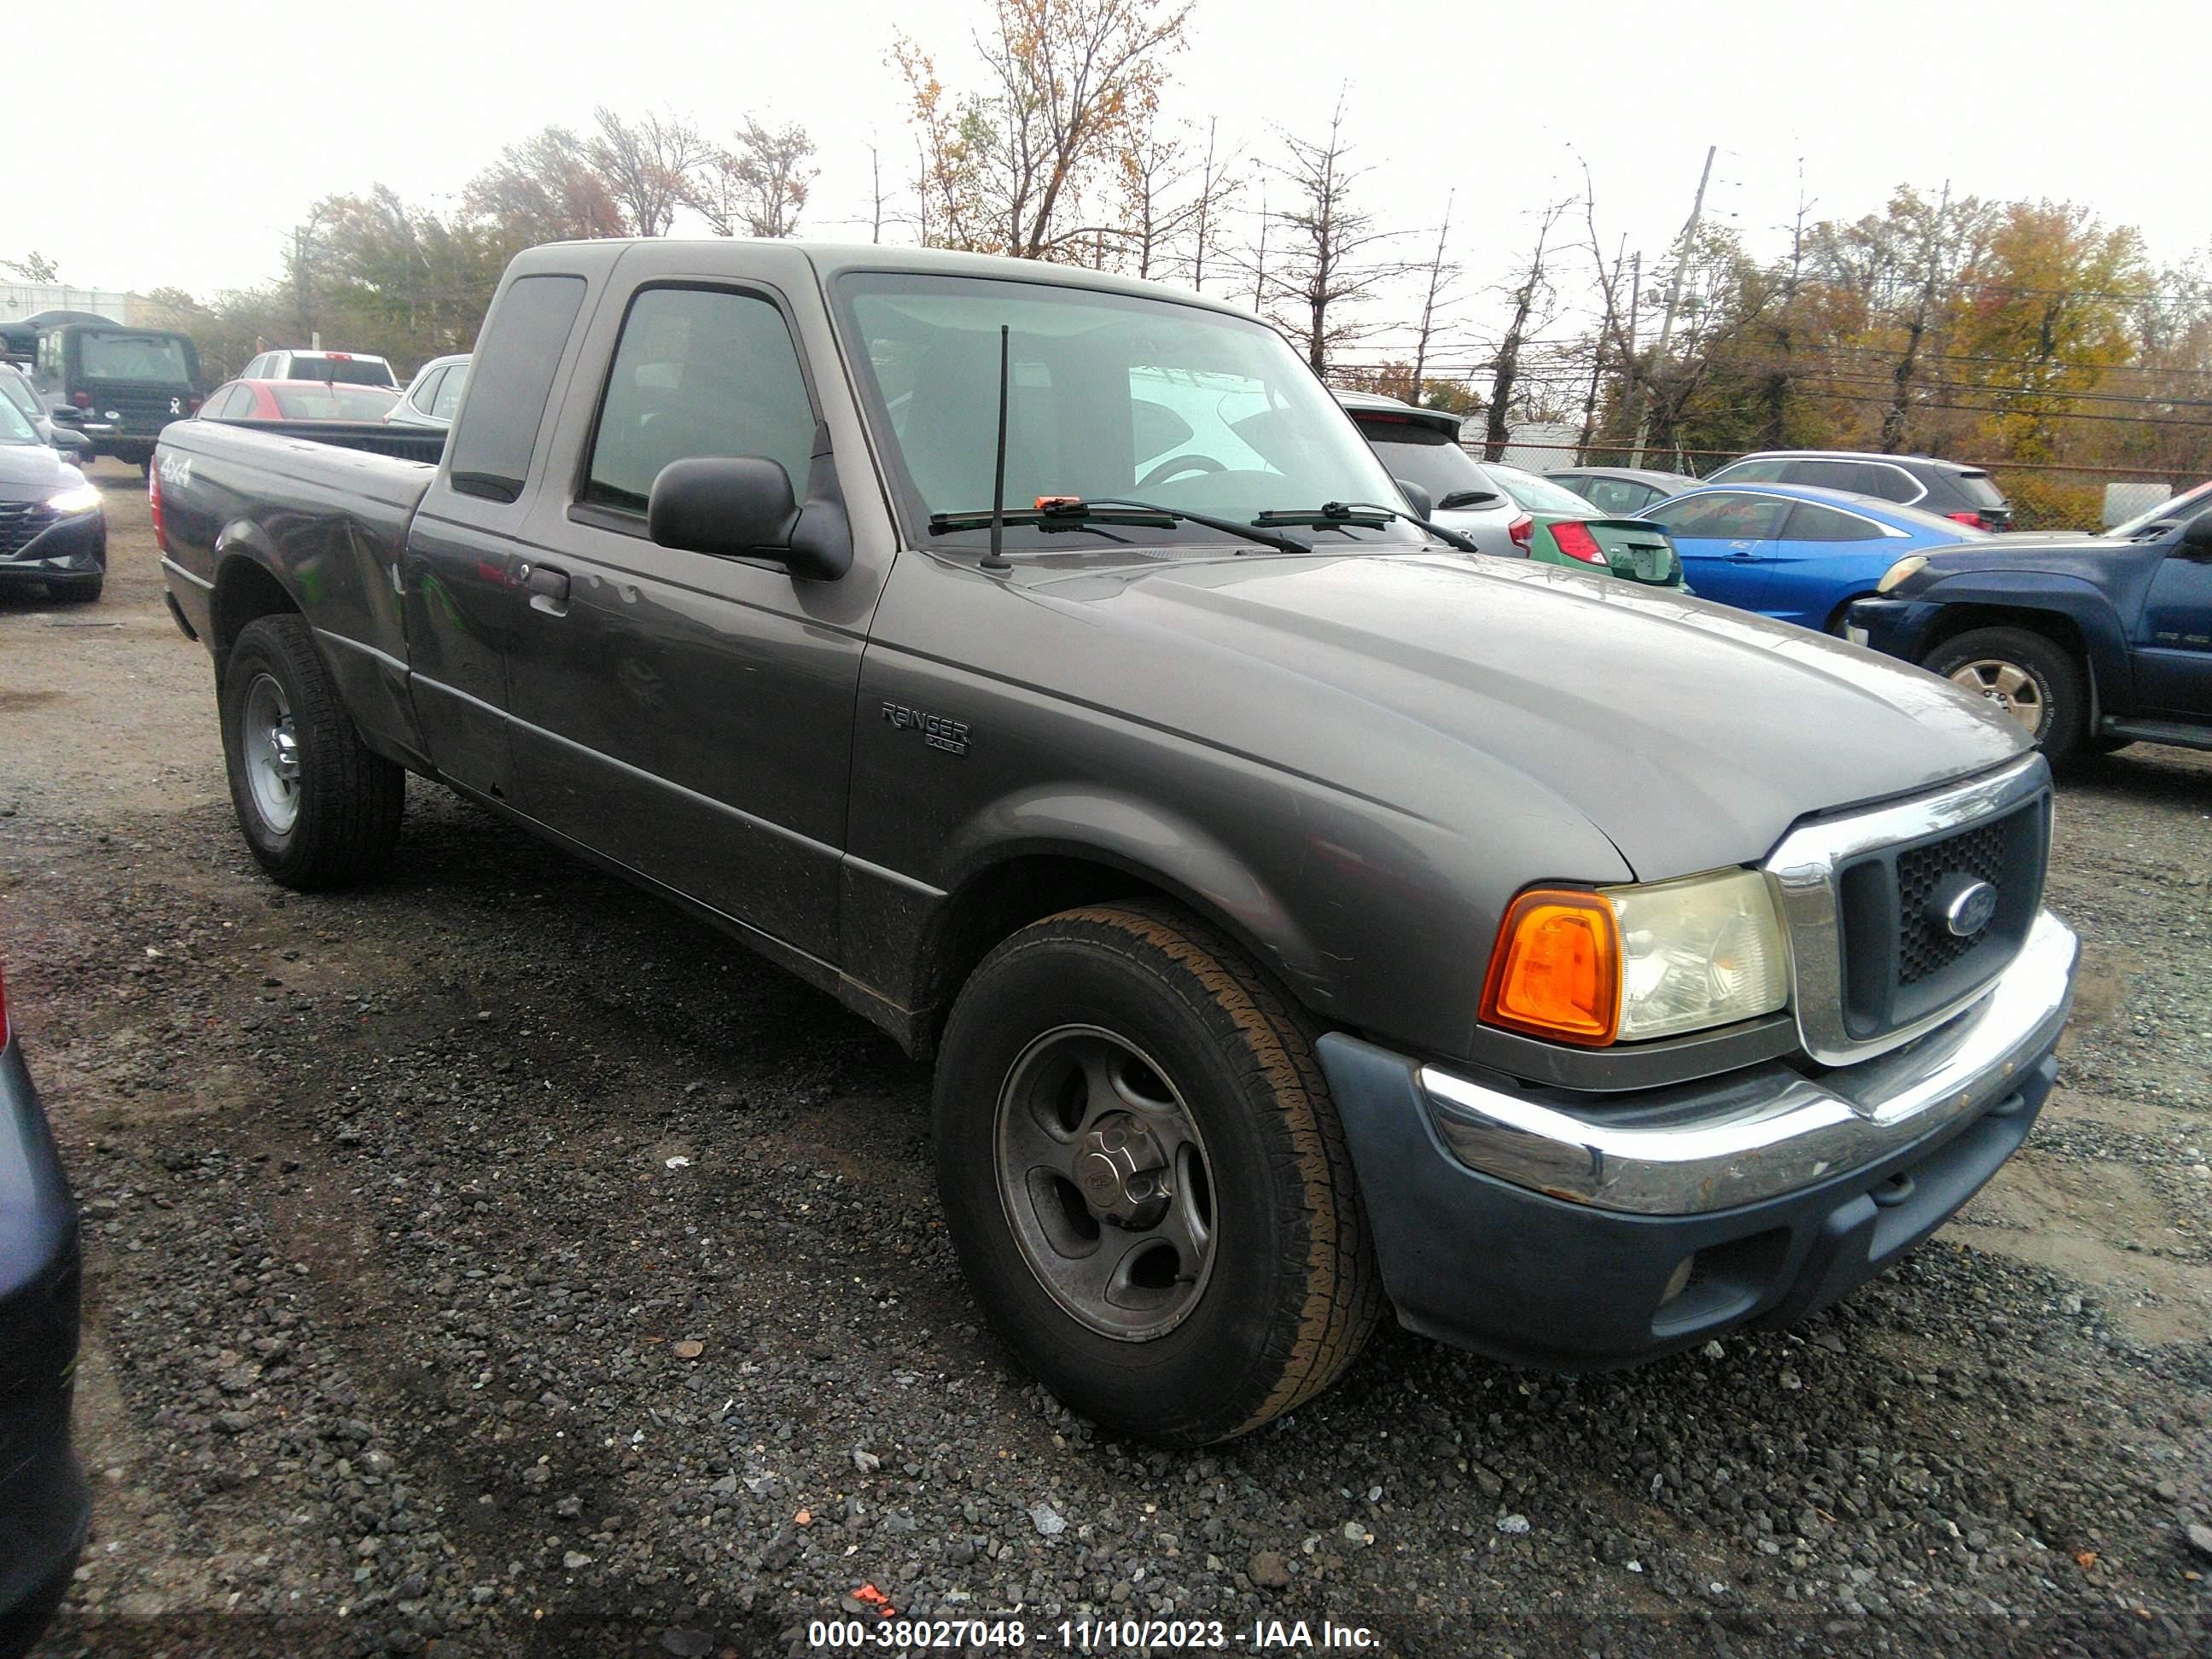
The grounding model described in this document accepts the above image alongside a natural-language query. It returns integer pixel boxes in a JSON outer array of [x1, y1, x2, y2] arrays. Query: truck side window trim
[[567, 279, 826, 539]]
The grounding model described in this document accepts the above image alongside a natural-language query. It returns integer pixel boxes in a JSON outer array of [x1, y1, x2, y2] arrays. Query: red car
[[200, 378, 400, 423]]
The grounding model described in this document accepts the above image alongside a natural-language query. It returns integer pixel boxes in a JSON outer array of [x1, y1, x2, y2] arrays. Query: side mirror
[[51, 428, 91, 461], [1394, 478, 1435, 521], [2180, 514, 2212, 558], [647, 456, 852, 581]]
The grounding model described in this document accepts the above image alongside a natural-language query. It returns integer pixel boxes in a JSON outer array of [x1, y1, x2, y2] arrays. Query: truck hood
[[1028, 550, 2029, 880]]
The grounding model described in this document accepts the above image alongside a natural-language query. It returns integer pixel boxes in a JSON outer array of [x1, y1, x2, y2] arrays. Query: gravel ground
[[4, 465, 2209, 1658]]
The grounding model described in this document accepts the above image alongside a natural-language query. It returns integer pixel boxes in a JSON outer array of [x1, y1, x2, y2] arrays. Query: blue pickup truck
[[1849, 481, 2212, 761]]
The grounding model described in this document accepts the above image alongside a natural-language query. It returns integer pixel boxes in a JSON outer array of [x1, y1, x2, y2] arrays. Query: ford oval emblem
[[1941, 880, 1999, 939]]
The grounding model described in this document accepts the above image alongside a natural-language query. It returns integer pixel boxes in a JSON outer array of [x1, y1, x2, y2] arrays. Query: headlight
[[1604, 869, 1790, 1040], [1481, 869, 1789, 1046], [46, 484, 101, 515], [1876, 555, 1927, 594]]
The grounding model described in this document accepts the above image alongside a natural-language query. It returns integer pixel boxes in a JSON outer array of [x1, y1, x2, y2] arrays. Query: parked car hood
[[1019, 550, 2029, 881], [0, 442, 79, 498]]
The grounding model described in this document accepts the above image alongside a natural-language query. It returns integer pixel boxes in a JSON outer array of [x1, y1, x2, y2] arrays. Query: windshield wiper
[[929, 496, 1312, 556], [1254, 499, 1482, 554]]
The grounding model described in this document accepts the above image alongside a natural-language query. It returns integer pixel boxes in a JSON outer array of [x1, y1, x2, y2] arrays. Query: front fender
[[939, 784, 1330, 996], [1914, 570, 2134, 711]]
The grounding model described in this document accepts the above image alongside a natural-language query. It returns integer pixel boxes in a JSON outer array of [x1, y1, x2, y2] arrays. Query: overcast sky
[[11, 0, 2206, 360]]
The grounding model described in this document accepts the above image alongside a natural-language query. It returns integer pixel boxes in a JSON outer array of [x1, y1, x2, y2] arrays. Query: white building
[[0, 282, 150, 326]]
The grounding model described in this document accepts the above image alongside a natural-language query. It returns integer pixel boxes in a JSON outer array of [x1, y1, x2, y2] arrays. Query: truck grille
[[1896, 818, 2009, 986], [0, 501, 57, 558], [1834, 802, 2046, 1040]]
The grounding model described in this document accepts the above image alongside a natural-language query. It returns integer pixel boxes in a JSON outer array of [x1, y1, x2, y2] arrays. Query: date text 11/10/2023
[[803, 1615, 1384, 1650]]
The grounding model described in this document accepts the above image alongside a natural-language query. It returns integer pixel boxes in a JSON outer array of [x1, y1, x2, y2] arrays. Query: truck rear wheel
[[1925, 626, 2085, 762], [220, 614, 404, 888], [934, 902, 1383, 1446]]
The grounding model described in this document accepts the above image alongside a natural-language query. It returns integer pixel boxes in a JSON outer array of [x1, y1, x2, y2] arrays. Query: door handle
[[517, 562, 569, 601], [1725, 552, 1762, 562]]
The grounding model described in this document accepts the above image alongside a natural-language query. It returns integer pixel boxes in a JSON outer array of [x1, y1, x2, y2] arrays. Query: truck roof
[[514, 238, 1262, 322]]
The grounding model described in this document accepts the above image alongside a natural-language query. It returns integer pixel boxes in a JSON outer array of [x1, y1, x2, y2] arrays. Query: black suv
[[1705, 451, 2012, 531], [32, 323, 205, 471]]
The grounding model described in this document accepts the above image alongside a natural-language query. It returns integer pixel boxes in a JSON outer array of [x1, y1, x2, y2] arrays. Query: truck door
[[2133, 537, 2212, 719], [499, 275, 884, 963], [402, 271, 593, 806]]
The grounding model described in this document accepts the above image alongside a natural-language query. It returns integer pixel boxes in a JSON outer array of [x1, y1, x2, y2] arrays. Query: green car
[[1481, 461, 1688, 590], [1335, 394, 1684, 590]]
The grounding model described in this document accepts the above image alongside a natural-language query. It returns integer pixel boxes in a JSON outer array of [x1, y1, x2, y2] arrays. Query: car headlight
[[45, 484, 101, 515], [1876, 555, 1927, 594], [1481, 869, 1789, 1046]]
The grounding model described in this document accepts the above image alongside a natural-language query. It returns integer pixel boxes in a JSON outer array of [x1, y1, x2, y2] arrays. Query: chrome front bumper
[[1417, 907, 2077, 1215]]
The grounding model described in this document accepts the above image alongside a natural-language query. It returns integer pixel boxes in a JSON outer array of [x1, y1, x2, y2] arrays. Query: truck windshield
[[833, 273, 1420, 551], [79, 331, 192, 383]]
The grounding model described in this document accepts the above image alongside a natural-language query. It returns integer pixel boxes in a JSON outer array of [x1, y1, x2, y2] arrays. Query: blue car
[[1642, 482, 1984, 632]]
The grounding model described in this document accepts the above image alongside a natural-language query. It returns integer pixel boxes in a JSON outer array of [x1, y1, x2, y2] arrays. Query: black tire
[[52, 574, 102, 603], [220, 614, 404, 888], [934, 902, 1384, 1446], [1924, 626, 2085, 762]]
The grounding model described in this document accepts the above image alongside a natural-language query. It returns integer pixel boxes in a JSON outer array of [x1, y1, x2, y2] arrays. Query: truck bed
[[154, 418, 438, 768], [193, 418, 445, 465]]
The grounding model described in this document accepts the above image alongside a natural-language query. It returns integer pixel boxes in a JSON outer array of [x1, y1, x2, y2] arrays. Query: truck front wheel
[[1925, 626, 2085, 762], [934, 903, 1383, 1446], [220, 614, 405, 888]]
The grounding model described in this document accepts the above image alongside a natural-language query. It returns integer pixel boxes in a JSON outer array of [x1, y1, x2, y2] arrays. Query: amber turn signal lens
[[1479, 888, 1622, 1046]]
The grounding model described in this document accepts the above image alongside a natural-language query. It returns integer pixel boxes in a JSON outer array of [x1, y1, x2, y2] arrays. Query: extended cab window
[[446, 273, 587, 503], [584, 286, 816, 513]]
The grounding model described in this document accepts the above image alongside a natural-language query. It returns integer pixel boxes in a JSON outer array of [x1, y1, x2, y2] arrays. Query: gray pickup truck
[[155, 241, 2078, 1447]]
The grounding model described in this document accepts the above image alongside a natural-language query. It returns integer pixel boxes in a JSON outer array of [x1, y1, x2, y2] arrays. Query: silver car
[[386, 354, 469, 429], [1335, 392, 1529, 556]]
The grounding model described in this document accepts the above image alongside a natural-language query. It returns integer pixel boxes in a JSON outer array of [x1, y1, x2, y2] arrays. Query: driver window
[[585, 286, 817, 513]]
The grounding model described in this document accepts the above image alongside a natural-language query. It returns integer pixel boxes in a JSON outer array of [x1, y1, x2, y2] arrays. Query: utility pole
[[1630, 144, 1714, 467]]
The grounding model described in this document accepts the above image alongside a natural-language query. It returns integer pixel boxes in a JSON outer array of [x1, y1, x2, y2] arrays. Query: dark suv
[[32, 323, 205, 470], [1705, 451, 2011, 531]]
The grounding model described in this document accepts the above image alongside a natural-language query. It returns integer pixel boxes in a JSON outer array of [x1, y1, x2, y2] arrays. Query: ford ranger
[[155, 241, 2078, 1447]]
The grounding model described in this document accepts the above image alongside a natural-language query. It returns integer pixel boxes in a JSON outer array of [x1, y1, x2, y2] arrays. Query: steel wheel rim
[[993, 1023, 1219, 1342], [1947, 658, 2045, 736], [242, 673, 302, 833]]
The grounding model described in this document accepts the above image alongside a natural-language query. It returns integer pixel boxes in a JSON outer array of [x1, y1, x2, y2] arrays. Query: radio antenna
[[981, 324, 1013, 573]]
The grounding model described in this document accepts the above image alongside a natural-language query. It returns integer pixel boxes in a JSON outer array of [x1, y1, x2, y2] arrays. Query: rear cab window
[[445, 274, 589, 502]]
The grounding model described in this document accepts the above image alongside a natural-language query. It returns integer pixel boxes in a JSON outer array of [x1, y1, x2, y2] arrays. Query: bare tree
[[2, 252, 58, 283], [1406, 191, 1458, 398], [1185, 118, 1236, 294], [1260, 91, 1399, 373], [869, 145, 888, 244], [589, 107, 708, 238], [690, 119, 818, 239], [463, 125, 627, 247], [1481, 198, 1569, 458], [892, 0, 1192, 259]]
